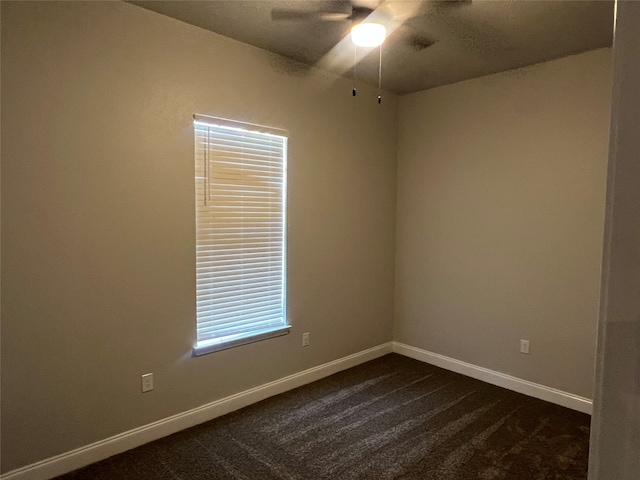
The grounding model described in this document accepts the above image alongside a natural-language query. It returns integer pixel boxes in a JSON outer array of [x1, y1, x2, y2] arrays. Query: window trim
[[192, 114, 289, 357]]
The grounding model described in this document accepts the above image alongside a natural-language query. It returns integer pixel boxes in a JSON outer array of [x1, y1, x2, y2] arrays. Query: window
[[193, 114, 289, 356]]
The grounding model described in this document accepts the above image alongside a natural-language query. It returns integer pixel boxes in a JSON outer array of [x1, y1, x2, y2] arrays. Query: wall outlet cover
[[141, 373, 154, 392]]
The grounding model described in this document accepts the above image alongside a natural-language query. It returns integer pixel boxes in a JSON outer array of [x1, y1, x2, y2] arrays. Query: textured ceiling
[[130, 0, 614, 95]]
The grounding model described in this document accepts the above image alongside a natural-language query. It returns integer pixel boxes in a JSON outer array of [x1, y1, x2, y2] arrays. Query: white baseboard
[[392, 341, 592, 415], [1, 342, 393, 480]]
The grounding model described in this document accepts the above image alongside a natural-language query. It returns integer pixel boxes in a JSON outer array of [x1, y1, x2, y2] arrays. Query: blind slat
[[196, 278, 283, 295], [197, 318, 285, 342], [197, 285, 282, 304]]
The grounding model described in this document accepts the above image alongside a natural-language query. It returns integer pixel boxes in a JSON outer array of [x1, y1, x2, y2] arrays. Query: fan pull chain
[[378, 43, 382, 104], [353, 45, 357, 96]]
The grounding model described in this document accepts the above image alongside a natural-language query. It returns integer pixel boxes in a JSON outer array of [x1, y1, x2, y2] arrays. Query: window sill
[[193, 325, 291, 357]]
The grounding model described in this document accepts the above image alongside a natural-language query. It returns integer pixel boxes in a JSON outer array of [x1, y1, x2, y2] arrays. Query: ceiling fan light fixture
[[350, 22, 386, 48]]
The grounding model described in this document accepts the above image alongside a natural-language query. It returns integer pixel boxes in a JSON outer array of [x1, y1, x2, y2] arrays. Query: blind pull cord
[[378, 44, 382, 104], [353, 45, 357, 97]]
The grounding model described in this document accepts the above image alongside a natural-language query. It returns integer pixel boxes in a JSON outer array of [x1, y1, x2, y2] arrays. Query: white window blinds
[[193, 115, 289, 355]]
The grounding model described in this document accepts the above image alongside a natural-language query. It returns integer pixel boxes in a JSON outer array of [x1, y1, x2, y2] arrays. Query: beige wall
[[0, 1, 397, 472], [395, 49, 612, 399]]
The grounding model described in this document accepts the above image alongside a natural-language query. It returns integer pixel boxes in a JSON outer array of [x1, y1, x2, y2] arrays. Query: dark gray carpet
[[56, 354, 590, 479]]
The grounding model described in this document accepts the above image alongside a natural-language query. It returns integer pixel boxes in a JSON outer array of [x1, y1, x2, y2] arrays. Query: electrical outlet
[[141, 373, 154, 392], [302, 332, 310, 347], [520, 339, 530, 355]]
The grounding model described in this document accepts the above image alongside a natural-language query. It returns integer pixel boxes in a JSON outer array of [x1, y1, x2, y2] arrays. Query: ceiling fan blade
[[352, 0, 384, 9], [271, 9, 352, 22], [438, 0, 473, 7], [386, 0, 471, 53], [406, 34, 438, 51]]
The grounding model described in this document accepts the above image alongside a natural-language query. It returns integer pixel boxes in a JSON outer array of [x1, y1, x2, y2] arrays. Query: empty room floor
[[55, 354, 590, 479]]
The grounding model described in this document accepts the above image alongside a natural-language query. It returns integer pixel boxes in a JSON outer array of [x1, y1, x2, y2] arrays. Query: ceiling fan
[[270, 1, 471, 101], [272, 1, 470, 49]]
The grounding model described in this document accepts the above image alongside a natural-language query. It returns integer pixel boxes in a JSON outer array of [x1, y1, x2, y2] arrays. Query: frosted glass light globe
[[351, 23, 387, 48]]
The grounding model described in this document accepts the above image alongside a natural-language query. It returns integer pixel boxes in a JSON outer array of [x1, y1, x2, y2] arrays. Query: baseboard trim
[[392, 342, 592, 415], [1, 342, 393, 480]]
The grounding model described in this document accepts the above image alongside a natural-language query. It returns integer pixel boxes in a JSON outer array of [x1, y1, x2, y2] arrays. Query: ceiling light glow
[[351, 23, 386, 48]]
